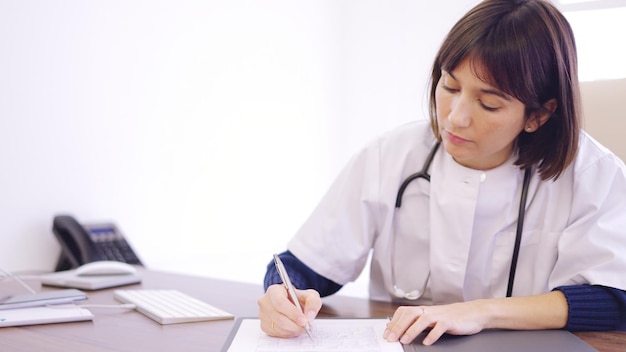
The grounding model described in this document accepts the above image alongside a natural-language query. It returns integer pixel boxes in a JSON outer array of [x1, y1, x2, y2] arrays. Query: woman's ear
[[525, 98, 557, 132]]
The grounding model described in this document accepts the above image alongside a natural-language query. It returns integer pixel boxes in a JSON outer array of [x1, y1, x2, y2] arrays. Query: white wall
[[0, 0, 478, 297]]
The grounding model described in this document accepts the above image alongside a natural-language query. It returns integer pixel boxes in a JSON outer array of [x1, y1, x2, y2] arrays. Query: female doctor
[[258, 0, 626, 346]]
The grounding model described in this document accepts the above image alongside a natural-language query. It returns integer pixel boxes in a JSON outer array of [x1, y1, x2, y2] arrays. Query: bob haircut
[[428, 0, 580, 180]]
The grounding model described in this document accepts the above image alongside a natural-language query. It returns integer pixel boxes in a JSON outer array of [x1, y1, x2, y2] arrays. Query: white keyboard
[[113, 289, 234, 325]]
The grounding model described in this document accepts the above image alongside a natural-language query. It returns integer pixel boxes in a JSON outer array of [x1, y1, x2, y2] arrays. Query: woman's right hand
[[257, 284, 322, 338]]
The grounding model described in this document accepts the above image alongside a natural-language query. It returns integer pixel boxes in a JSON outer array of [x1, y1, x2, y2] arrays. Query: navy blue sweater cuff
[[263, 250, 342, 297], [555, 284, 626, 331]]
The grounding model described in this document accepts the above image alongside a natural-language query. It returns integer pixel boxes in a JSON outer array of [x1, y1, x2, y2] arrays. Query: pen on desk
[[272, 253, 314, 341]]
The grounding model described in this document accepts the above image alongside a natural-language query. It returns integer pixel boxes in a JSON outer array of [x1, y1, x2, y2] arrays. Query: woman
[[258, 0, 626, 345]]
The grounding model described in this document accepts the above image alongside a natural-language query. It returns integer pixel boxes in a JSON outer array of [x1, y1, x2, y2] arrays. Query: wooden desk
[[0, 269, 624, 351]]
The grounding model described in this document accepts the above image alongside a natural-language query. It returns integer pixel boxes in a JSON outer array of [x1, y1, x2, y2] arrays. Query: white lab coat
[[288, 120, 626, 304]]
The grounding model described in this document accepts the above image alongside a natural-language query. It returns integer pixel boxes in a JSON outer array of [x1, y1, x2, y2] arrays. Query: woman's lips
[[443, 129, 470, 144]]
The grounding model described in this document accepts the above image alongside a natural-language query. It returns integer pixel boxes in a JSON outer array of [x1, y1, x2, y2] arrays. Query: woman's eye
[[442, 84, 459, 93], [479, 101, 499, 112]]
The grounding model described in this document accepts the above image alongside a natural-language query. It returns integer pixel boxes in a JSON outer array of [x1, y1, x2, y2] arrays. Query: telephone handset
[[52, 215, 143, 272]]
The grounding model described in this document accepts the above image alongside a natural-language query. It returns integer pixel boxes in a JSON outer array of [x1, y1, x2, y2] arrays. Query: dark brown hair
[[428, 0, 580, 180]]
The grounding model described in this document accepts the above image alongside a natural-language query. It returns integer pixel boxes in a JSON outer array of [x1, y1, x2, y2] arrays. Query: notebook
[[0, 305, 93, 327]]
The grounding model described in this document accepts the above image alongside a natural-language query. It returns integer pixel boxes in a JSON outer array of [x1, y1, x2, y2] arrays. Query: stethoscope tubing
[[395, 141, 441, 207], [506, 167, 532, 297]]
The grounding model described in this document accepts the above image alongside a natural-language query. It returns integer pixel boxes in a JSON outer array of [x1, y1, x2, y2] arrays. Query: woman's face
[[435, 59, 527, 170]]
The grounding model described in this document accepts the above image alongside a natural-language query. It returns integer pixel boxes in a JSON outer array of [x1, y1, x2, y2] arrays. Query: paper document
[[223, 318, 403, 352]]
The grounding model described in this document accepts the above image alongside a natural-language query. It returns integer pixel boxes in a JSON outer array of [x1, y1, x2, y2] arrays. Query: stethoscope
[[392, 141, 532, 300]]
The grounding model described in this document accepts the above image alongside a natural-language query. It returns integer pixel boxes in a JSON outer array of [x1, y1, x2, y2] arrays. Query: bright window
[[561, 1, 626, 81]]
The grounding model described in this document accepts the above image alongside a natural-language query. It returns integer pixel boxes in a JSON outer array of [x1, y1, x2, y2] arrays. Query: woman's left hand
[[383, 301, 488, 345]]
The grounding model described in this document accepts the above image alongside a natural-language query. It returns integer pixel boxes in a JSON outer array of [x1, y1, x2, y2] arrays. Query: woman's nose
[[447, 95, 471, 127]]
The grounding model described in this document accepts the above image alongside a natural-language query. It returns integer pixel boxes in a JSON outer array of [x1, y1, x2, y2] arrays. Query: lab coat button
[[480, 172, 486, 183]]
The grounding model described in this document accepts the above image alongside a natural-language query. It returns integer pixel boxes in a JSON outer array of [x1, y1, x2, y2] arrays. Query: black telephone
[[52, 215, 143, 272]]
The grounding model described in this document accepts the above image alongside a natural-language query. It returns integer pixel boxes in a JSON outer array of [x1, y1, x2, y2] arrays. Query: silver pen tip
[[305, 326, 314, 342]]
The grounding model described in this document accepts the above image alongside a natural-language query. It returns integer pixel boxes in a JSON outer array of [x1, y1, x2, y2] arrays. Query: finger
[[398, 308, 431, 344], [258, 310, 278, 337], [272, 312, 307, 337], [258, 285, 306, 337], [258, 290, 284, 337], [258, 305, 282, 337], [384, 309, 407, 340], [298, 289, 322, 321], [268, 285, 300, 315], [272, 291, 309, 329], [422, 322, 448, 346], [258, 285, 289, 320], [384, 306, 425, 342], [259, 299, 306, 337]]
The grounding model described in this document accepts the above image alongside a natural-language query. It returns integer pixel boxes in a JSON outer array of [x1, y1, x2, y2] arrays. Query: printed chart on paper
[[226, 318, 403, 352]]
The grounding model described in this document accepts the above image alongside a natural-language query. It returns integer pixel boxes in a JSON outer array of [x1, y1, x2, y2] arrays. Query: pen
[[273, 253, 314, 341]]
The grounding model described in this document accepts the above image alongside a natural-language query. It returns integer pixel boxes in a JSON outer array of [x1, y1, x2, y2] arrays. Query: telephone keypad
[[95, 239, 142, 265]]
